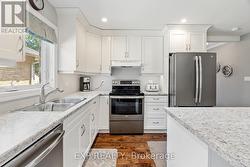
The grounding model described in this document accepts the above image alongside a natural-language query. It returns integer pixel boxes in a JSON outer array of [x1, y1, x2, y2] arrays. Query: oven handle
[[110, 96, 144, 99]]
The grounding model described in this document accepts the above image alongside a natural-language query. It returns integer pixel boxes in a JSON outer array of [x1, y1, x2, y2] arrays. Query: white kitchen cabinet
[[169, 31, 188, 52], [63, 106, 90, 167], [76, 19, 86, 72], [85, 32, 102, 73], [169, 26, 208, 52], [63, 119, 82, 167], [79, 111, 91, 159], [0, 34, 25, 62], [189, 31, 206, 52], [99, 96, 110, 131], [111, 36, 142, 65], [101, 36, 111, 73], [144, 96, 168, 131], [167, 115, 209, 167], [57, 8, 87, 73], [90, 97, 99, 142], [127, 36, 142, 61], [142, 37, 164, 74], [111, 36, 127, 61]]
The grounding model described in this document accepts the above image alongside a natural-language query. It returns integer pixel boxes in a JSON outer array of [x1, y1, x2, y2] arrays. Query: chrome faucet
[[40, 83, 64, 104]]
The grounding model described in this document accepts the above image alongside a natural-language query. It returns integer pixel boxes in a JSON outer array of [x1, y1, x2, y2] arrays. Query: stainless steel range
[[109, 80, 144, 134]]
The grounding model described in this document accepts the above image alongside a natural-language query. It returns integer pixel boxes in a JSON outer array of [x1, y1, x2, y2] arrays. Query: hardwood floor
[[92, 133, 167, 167]]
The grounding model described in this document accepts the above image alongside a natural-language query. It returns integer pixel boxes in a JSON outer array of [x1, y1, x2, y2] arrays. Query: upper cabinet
[[111, 36, 142, 66], [101, 36, 111, 74], [57, 9, 87, 73], [142, 37, 164, 74], [57, 8, 103, 74], [85, 32, 102, 73], [169, 25, 209, 52]]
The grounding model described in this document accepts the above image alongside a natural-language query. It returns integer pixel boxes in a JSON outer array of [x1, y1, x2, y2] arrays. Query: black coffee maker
[[80, 77, 90, 92]]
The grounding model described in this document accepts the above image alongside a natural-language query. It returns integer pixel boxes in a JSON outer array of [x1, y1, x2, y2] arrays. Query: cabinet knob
[[153, 121, 160, 124]]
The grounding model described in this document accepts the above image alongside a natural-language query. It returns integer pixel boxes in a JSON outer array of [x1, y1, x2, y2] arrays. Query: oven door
[[110, 96, 144, 120]]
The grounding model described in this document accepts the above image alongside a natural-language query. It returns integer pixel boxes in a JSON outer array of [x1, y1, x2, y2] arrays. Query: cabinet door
[[99, 96, 109, 130], [142, 37, 163, 74], [79, 112, 91, 158], [63, 121, 81, 167], [127, 36, 142, 61], [76, 20, 86, 72], [0, 34, 24, 61], [189, 32, 206, 52], [101, 36, 111, 73], [170, 31, 188, 52], [111, 36, 127, 61], [85, 32, 102, 73]]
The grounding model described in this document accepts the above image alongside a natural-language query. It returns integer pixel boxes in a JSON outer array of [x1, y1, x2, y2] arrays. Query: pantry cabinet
[[111, 36, 142, 65], [169, 25, 208, 52], [142, 37, 164, 74], [85, 32, 102, 73]]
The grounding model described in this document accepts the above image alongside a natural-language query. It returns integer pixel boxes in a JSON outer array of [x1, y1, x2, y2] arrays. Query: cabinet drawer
[[145, 105, 165, 117], [145, 96, 168, 103], [145, 118, 166, 129]]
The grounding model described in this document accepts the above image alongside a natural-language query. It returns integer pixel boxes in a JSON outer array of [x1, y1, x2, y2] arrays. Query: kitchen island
[[165, 107, 250, 167]]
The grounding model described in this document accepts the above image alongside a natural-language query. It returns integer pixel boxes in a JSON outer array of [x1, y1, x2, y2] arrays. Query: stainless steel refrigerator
[[169, 52, 216, 107]]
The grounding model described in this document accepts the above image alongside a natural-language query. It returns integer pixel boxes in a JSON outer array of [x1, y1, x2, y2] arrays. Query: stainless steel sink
[[18, 102, 74, 112], [15, 97, 86, 112], [52, 97, 86, 104]]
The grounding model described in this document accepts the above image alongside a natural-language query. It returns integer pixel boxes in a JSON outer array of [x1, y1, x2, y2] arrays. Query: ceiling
[[49, 0, 250, 36]]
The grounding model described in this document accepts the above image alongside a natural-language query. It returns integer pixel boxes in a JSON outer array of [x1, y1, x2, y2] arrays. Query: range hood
[[111, 60, 142, 67]]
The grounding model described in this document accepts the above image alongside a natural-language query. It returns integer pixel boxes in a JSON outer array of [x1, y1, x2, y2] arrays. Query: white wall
[[210, 34, 250, 106]]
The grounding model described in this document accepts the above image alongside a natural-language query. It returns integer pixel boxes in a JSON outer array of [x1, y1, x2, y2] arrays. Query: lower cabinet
[[167, 115, 232, 167], [63, 97, 99, 167], [98, 96, 110, 131], [144, 96, 168, 131]]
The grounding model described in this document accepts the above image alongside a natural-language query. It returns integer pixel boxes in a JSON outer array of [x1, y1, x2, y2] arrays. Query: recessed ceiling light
[[101, 17, 108, 23], [231, 27, 240, 32], [181, 18, 187, 23]]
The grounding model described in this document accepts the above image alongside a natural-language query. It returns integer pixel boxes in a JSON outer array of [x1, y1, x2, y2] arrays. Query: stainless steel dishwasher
[[3, 124, 64, 167]]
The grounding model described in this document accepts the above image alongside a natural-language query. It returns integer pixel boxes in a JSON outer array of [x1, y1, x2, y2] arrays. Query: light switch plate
[[244, 76, 250, 82]]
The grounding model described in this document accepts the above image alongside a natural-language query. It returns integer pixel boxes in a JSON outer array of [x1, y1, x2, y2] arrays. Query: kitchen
[[0, 0, 249, 167]]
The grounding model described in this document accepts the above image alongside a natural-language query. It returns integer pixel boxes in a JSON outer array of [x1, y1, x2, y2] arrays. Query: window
[[0, 32, 56, 92]]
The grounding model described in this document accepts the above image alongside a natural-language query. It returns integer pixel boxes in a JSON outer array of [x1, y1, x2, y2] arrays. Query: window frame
[[0, 8, 58, 103]]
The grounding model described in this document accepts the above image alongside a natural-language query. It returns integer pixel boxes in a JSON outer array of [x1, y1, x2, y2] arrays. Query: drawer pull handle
[[153, 121, 160, 124], [153, 108, 160, 111], [153, 98, 160, 100], [91, 113, 95, 121]]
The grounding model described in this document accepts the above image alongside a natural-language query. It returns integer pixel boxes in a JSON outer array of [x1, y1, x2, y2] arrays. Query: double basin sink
[[17, 97, 87, 112]]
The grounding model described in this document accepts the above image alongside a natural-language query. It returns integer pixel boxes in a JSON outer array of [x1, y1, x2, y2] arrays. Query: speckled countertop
[[165, 107, 250, 167], [0, 91, 103, 166]]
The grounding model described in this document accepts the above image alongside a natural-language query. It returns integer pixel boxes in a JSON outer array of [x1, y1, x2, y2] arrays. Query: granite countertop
[[165, 107, 250, 167], [0, 91, 103, 166]]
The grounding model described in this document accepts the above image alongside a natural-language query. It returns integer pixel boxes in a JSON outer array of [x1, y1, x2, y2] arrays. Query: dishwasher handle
[[27, 130, 64, 167]]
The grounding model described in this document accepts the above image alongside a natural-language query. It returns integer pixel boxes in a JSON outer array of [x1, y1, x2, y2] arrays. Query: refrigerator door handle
[[199, 56, 203, 103], [195, 56, 199, 104]]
